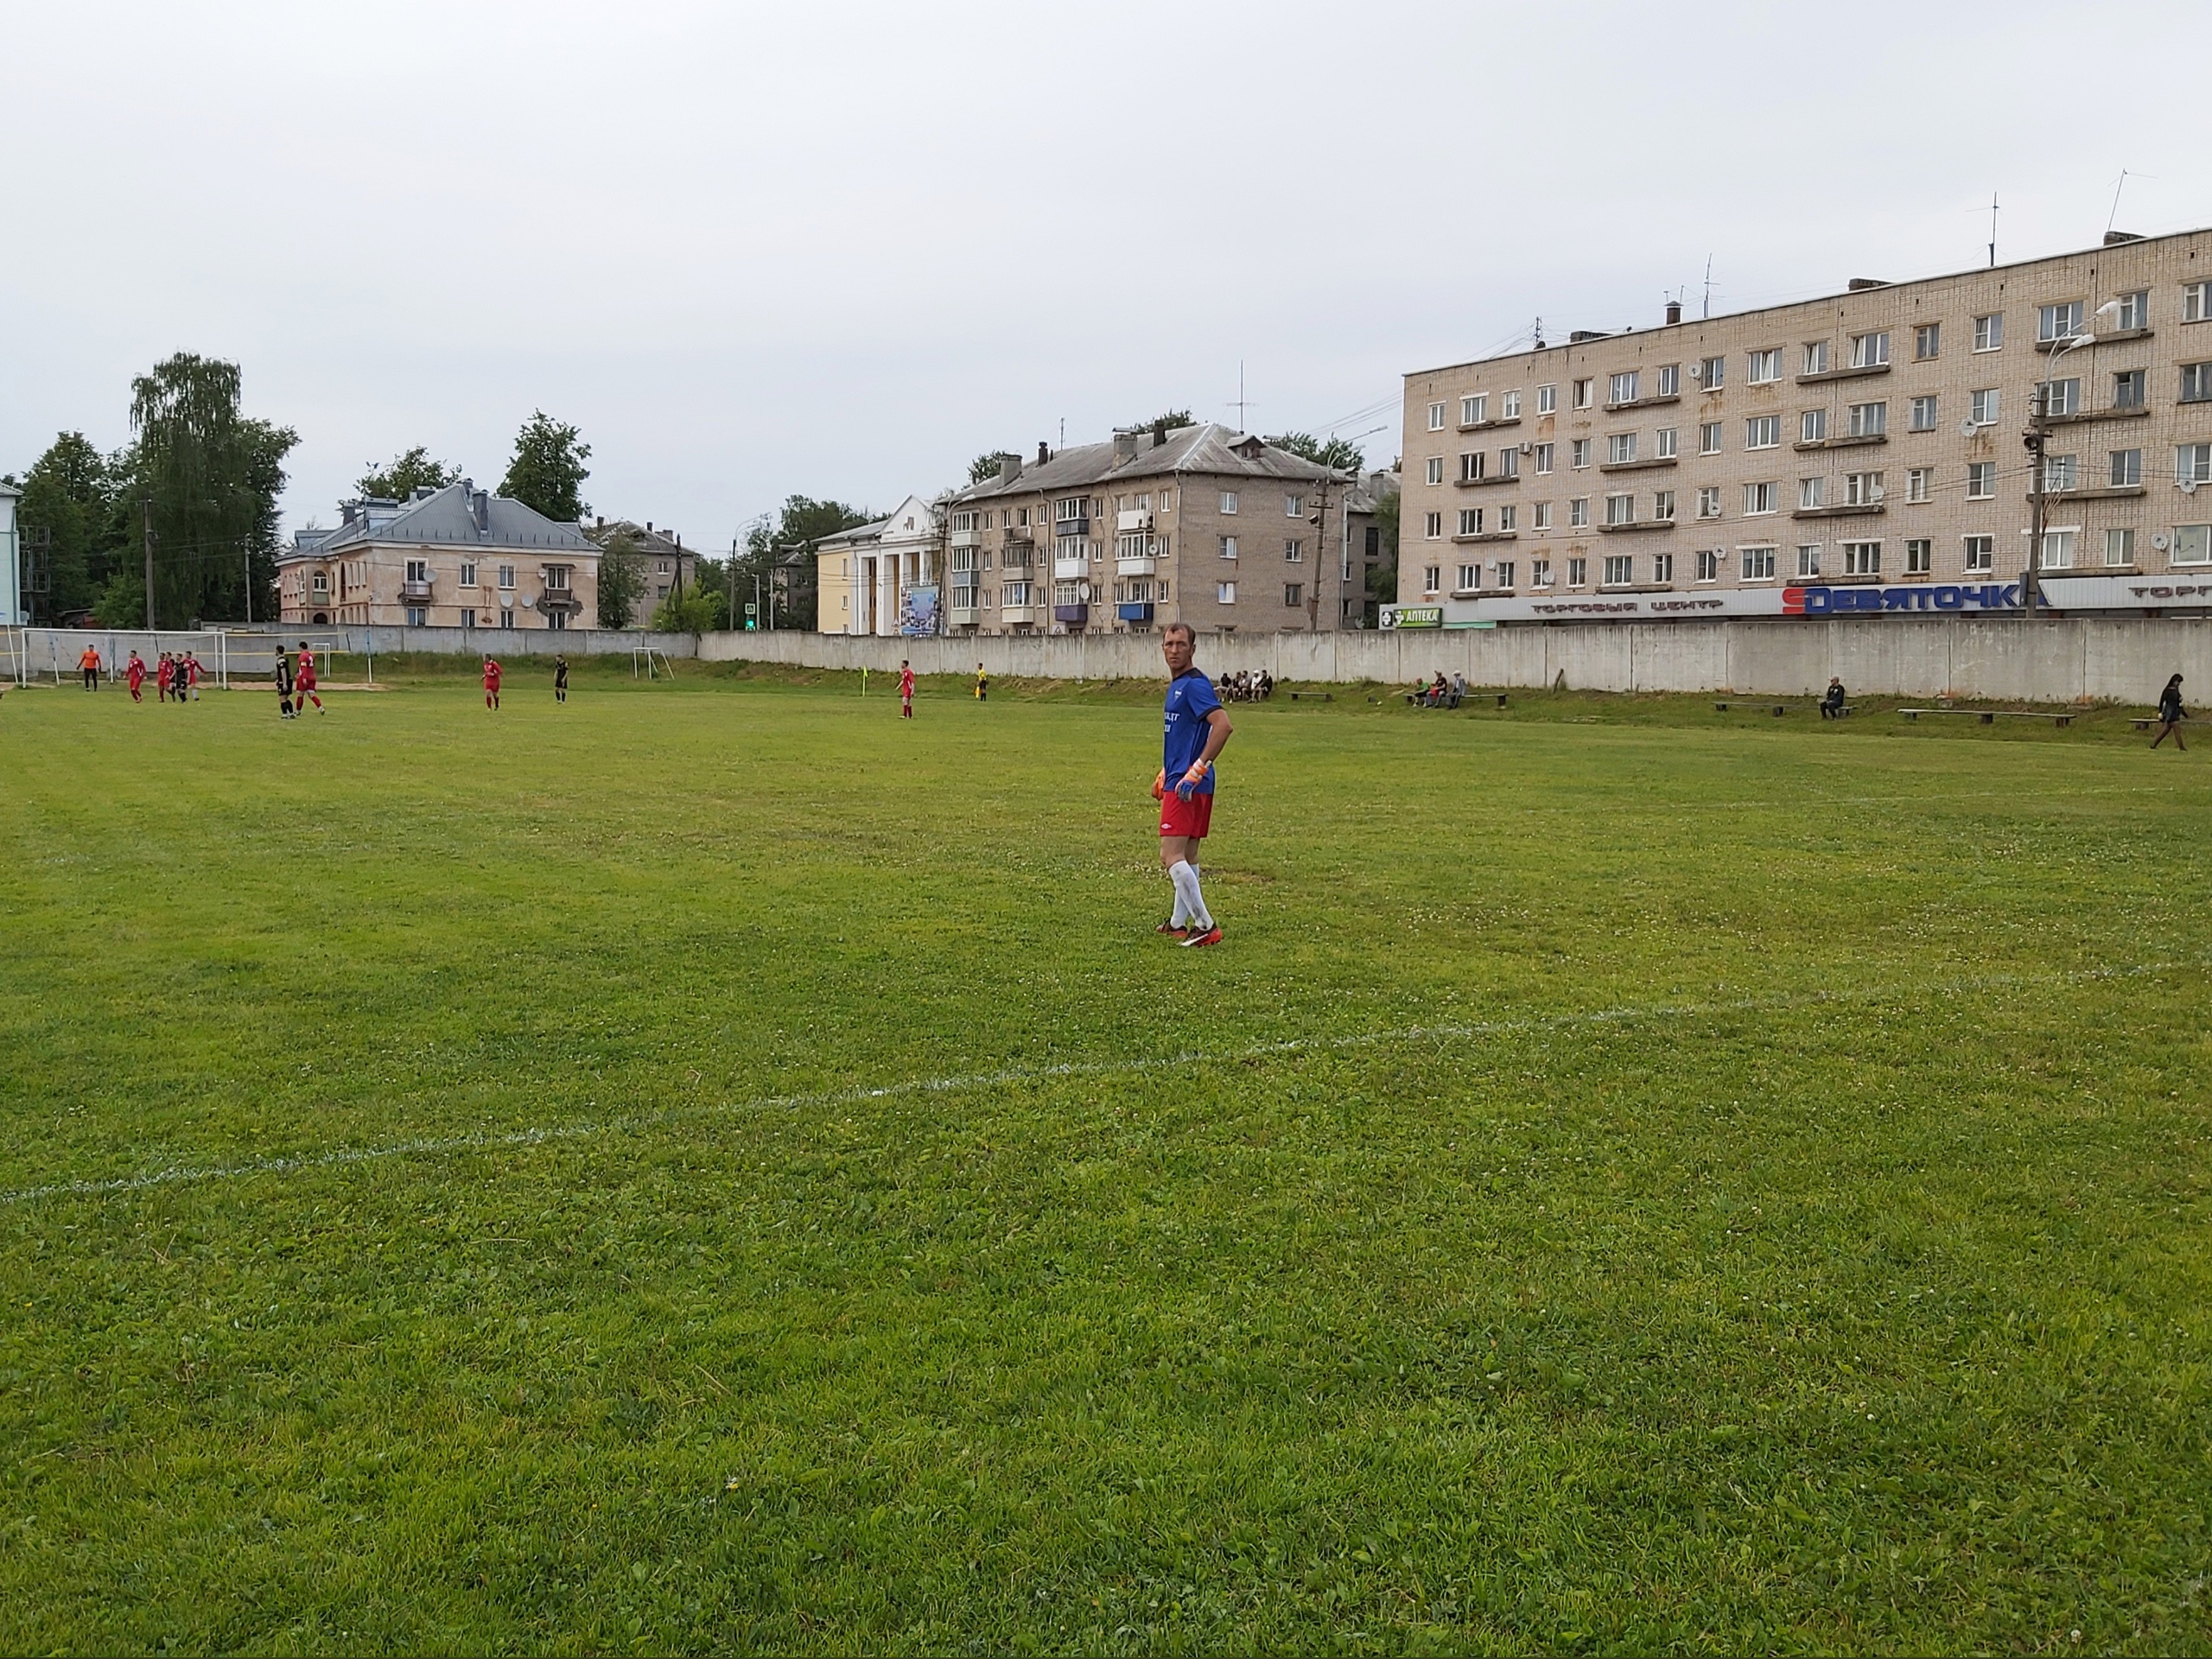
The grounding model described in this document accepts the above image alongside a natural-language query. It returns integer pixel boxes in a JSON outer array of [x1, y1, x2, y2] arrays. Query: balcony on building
[[1053, 554, 1089, 580], [950, 528, 983, 551], [950, 601, 981, 627], [400, 577, 434, 601], [1052, 517, 1089, 540], [1000, 550, 1036, 574], [1115, 553, 1158, 576], [1001, 604, 1038, 626], [1117, 601, 1155, 623], [1116, 509, 1153, 534], [1053, 603, 1089, 626]]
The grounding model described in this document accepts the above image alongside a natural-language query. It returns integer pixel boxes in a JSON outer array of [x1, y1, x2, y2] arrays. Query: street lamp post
[[2024, 299, 2124, 616]]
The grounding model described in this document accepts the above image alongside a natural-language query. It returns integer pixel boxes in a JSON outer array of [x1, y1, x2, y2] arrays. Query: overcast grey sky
[[6, 0, 2209, 546]]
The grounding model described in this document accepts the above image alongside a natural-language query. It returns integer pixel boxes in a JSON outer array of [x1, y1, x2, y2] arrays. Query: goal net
[[2, 629, 354, 690]]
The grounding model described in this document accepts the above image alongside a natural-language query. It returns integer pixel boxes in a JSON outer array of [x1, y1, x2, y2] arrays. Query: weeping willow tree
[[127, 353, 297, 626]]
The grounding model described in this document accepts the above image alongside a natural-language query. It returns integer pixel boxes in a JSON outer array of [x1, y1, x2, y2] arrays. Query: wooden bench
[[2130, 715, 2198, 730], [1288, 690, 1332, 702], [1899, 708, 2072, 727]]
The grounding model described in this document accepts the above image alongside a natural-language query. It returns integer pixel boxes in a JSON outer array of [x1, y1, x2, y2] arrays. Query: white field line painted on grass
[[0, 960, 2181, 1210]]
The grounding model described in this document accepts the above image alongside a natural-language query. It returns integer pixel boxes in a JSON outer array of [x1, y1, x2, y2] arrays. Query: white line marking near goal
[[0, 962, 2179, 1210]]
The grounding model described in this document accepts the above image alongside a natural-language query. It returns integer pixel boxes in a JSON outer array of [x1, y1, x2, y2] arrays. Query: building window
[[1850, 332, 1890, 370], [1801, 409, 1828, 444], [1573, 378, 1593, 409], [459, 562, 477, 586], [406, 607, 427, 626], [1847, 471, 1885, 506], [2177, 526, 2212, 565], [1741, 546, 1776, 580], [1905, 538, 1932, 574], [1498, 505, 1518, 531], [1458, 508, 1482, 536], [2040, 377, 2082, 417], [2111, 448, 2143, 487], [1605, 493, 1636, 526], [1503, 391, 1522, 418], [1607, 432, 1637, 465], [1219, 491, 1239, 514], [1455, 563, 1478, 591], [1842, 541, 1881, 575], [2181, 363, 2212, 404], [1568, 497, 1590, 528], [1849, 401, 1887, 438], [1284, 493, 1305, 518], [499, 607, 515, 626], [1700, 354, 1725, 389], [2038, 529, 2077, 569], [2038, 302, 2084, 343], [1651, 551, 1674, 582], [1218, 535, 1239, 559], [1497, 448, 1520, 480], [1571, 438, 1592, 468], [1610, 371, 1639, 404], [1967, 461, 1996, 499], [2112, 289, 2147, 330], [1745, 482, 1777, 515], [1427, 403, 1445, 431], [1567, 556, 1588, 586], [2182, 282, 2212, 324], [1796, 544, 1822, 577], [1424, 512, 1444, 539], [1748, 349, 1781, 384], [1284, 537, 1305, 563], [460, 607, 476, 628], [2177, 444, 2212, 485], [1700, 422, 1723, 455], [1536, 384, 1557, 414], [1460, 395, 1486, 426], [1461, 451, 1486, 482], [2107, 527, 2136, 566], [498, 565, 515, 588], [1799, 477, 1826, 511], [1656, 427, 1678, 459], [1531, 557, 1552, 586], [1696, 549, 1719, 582], [1603, 553, 1632, 585], [1002, 581, 1034, 606], [1284, 583, 1303, 606], [2039, 454, 2078, 493], [1968, 389, 1999, 427], [1697, 486, 1722, 518], [1426, 456, 1446, 486], [1216, 581, 1236, 603], [1533, 502, 1553, 530], [1534, 442, 1554, 474], [1908, 467, 1934, 503], [1802, 341, 1829, 376], [1973, 313, 2004, 352], [2114, 369, 2146, 409], [1653, 490, 1675, 522], [1657, 365, 1681, 397], [1963, 534, 1994, 571], [1422, 565, 1440, 592], [1914, 322, 1941, 360], [1746, 416, 1780, 449], [1910, 395, 1938, 432]]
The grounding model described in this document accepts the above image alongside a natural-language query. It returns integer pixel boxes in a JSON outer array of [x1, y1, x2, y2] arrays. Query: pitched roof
[[588, 520, 694, 560], [283, 481, 596, 559], [950, 423, 1344, 504]]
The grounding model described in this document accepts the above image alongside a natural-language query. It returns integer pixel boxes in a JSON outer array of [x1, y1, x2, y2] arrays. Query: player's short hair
[[1160, 621, 1196, 645]]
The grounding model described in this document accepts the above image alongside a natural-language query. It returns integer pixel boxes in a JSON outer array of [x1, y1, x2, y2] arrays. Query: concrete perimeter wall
[[698, 618, 2212, 704], [17, 620, 2210, 702]]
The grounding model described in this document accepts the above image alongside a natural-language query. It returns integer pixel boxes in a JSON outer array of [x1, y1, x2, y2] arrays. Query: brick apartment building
[[1395, 226, 2212, 626]]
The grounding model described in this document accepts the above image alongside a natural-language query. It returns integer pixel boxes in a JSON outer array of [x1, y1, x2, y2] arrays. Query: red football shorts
[[1159, 790, 1214, 839]]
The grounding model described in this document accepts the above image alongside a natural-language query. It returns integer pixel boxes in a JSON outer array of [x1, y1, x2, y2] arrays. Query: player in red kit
[[295, 643, 325, 713], [483, 655, 502, 709], [899, 659, 915, 718], [124, 652, 147, 702]]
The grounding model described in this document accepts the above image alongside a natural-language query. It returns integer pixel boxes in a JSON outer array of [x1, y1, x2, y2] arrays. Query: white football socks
[[1170, 860, 1212, 932]]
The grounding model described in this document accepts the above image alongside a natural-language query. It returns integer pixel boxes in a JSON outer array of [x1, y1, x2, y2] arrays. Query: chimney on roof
[[473, 490, 490, 535], [1036, 441, 1051, 465], [1152, 418, 1168, 448], [1847, 276, 1890, 291], [995, 452, 1021, 483], [646, 521, 652, 533], [595, 515, 604, 530], [1567, 329, 1610, 344], [2104, 229, 2145, 245], [1114, 429, 1139, 463], [1664, 299, 1682, 326]]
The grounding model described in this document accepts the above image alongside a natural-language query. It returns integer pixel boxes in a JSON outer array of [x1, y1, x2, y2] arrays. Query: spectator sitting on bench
[[1448, 671, 1466, 709], [1426, 672, 1448, 708], [1820, 677, 1847, 720]]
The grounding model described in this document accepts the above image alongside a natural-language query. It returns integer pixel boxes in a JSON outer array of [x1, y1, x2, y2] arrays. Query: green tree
[[969, 451, 1008, 485], [499, 411, 590, 522], [14, 432, 115, 620], [595, 528, 647, 630], [356, 447, 461, 500], [92, 569, 146, 628], [1368, 486, 1401, 612], [128, 353, 299, 626], [740, 495, 874, 632], [652, 585, 726, 633], [1129, 410, 1196, 434], [1266, 431, 1365, 474]]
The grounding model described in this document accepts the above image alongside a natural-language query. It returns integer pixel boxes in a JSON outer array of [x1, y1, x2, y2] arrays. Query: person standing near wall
[[78, 645, 102, 690], [2152, 674, 2187, 751], [975, 663, 988, 702], [553, 655, 569, 705]]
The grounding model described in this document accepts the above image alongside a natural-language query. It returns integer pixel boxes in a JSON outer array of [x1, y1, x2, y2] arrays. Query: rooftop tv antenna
[[1701, 254, 1713, 319], [1988, 191, 1999, 268]]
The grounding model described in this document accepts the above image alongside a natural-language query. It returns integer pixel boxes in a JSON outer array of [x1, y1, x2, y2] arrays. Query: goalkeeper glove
[[1151, 769, 1166, 801], [1175, 762, 1209, 800]]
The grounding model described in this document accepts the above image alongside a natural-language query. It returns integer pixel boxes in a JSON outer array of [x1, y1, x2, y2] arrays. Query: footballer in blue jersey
[[1154, 622, 1233, 946]]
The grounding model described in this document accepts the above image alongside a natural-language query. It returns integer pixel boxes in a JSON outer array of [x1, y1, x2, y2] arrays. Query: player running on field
[[77, 645, 101, 690], [295, 642, 325, 713], [1154, 621, 1232, 947], [273, 646, 296, 718], [483, 654, 502, 709], [899, 658, 915, 718], [553, 654, 569, 704], [124, 652, 146, 702]]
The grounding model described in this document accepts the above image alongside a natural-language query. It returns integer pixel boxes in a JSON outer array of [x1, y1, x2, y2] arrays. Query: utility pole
[[1306, 476, 1332, 633], [2024, 381, 2049, 619], [142, 499, 156, 629]]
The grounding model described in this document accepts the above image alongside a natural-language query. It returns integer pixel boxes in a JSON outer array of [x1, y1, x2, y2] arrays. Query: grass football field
[[2, 661, 2208, 1655]]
